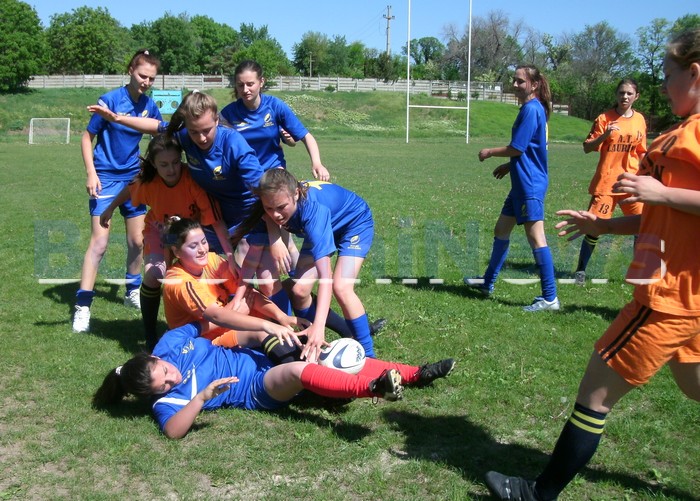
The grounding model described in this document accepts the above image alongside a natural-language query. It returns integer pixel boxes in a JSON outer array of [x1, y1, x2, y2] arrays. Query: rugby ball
[[318, 338, 366, 374]]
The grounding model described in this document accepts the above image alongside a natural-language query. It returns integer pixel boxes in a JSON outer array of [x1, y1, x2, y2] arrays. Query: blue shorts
[[300, 218, 374, 259], [249, 369, 289, 410], [89, 180, 146, 218], [501, 194, 544, 225]]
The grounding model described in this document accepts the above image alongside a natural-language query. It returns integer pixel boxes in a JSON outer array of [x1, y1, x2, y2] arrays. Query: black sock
[[576, 235, 598, 272], [298, 294, 354, 338], [535, 402, 606, 500], [261, 334, 301, 365], [140, 284, 162, 352]]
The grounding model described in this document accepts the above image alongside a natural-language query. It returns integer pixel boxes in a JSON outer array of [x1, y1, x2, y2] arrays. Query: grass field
[[0, 89, 697, 500]]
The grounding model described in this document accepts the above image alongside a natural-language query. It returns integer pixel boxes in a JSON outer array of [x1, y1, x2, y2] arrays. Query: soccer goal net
[[28, 118, 71, 145]]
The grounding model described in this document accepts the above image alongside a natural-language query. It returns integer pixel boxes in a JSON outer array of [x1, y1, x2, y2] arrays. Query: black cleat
[[413, 358, 455, 387], [484, 471, 538, 501], [369, 317, 387, 336], [369, 369, 403, 401]]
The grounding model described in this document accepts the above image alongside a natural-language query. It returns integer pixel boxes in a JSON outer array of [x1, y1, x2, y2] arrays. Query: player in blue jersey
[[221, 59, 330, 180], [234, 168, 377, 363], [93, 322, 455, 439], [72, 49, 163, 334], [466, 65, 560, 312]]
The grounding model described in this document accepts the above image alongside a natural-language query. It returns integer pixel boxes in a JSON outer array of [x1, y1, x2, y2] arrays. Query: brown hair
[[162, 217, 203, 249], [127, 49, 160, 73], [666, 28, 700, 69], [232, 60, 265, 99], [138, 135, 182, 184], [516, 64, 552, 120], [92, 353, 158, 408]]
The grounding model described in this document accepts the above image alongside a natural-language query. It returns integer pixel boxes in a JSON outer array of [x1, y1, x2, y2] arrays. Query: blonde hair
[[166, 91, 218, 135]]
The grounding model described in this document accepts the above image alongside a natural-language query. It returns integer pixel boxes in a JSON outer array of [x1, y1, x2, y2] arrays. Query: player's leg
[[141, 227, 166, 351], [575, 195, 612, 285], [123, 209, 145, 309], [73, 215, 111, 332], [478, 206, 516, 293], [668, 331, 700, 401], [333, 255, 374, 357], [523, 217, 559, 310]]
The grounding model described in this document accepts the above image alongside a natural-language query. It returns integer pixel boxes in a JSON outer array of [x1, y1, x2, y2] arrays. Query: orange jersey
[[162, 253, 238, 338], [586, 109, 647, 195], [129, 165, 223, 229], [629, 113, 700, 316]]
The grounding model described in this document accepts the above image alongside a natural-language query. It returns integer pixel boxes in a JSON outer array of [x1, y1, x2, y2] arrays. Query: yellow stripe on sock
[[570, 411, 605, 434]]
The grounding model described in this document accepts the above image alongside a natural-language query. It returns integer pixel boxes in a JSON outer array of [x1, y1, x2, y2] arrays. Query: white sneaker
[[72, 305, 91, 332], [123, 289, 141, 309], [574, 271, 586, 286], [523, 297, 561, 312]]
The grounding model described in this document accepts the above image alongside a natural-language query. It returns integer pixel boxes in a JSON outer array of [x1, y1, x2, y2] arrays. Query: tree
[[45, 6, 130, 74], [403, 36, 445, 80], [239, 23, 273, 47], [190, 15, 240, 74], [670, 13, 700, 37], [326, 35, 350, 76], [134, 13, 198, 74], [233, 39, 293, 78], [635, 18, 671, 131], [0, 0, 47, 91], [292, 31, 330, 77]]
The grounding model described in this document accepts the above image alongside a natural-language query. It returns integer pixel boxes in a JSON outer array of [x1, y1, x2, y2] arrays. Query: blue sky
[[28, 0, 694, 58]]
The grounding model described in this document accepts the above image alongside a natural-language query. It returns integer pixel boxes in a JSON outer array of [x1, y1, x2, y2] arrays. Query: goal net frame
[[29, 118, 71, 145]]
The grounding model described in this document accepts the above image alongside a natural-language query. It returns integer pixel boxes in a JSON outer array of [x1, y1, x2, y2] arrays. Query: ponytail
[[92, 353, 157, 408], [517, 64, 552, 121]]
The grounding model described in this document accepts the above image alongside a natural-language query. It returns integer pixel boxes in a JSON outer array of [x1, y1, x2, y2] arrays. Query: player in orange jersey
[[485, 28, 700, 500], [575, 78, 647, 285]]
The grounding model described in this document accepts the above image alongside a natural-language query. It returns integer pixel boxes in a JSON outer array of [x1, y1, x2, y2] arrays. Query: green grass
[[0, 89, 697, 500]]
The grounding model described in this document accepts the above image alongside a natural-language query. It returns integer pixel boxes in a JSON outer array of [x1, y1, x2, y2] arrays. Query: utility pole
[[383, 5, 395, 55], [308, 54, 313, 78]]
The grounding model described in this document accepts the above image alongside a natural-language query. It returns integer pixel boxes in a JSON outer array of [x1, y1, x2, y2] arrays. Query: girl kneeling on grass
[[99, 136, 235, 351], [160, 217, 309, 365], [235, 169, 377, 363], [93, 322, 455, 439]]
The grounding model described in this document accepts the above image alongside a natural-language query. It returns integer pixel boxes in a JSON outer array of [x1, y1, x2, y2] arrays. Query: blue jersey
[[508, 98, 549, 199], [151, 323, 276, 431], [87, 86, 162, 182], [174, 126, 264, 229], [220, 94, 308, 171], [283, 181, 372, 261]]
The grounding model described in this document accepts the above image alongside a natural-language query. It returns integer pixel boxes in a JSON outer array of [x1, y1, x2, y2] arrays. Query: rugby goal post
[[28, 118, 71, 145]]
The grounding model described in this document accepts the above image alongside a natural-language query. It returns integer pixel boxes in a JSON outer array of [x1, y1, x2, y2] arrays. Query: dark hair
[[92, 353, 157, 407], [231, 169, 307, 246], [166, 91, 219, 137], [163, 217, 203, 248], [232, 60, 265, 99], [616, 78, 639, 94], [516, 64, 552, 120], [666, 28, 700, 69], [127, 49, 160, 73], [138, 135, 182, 184]]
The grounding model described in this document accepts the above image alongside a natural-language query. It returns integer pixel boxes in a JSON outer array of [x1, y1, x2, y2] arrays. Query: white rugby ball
[[318, 338, 366, 374]]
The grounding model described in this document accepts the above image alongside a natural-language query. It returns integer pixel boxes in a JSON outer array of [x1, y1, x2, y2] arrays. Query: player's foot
[[413, 358, 455, 387], [72, 305, 91, 333], [123, 289, 141, 309], [464, 276, 494, 296], [574, 270, 586, 286], [523, 297, 560, 312], [369, 317, 387, 336], [484, 471, 538, 500], [369, 369, 403, 401]]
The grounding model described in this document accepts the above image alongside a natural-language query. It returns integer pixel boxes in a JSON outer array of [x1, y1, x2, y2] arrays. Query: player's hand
[[280, 127, 296, 147], [279, 315, 311, 331], [614, 173, 667, 205], [493, 163, 510, 179], [478, 148, 491, 162], [86, 173, 101, 198], [99, 210, 113, 228], [300, 324, 328, 363], [269, 238, 293, 275], [262, 321, 301, 347], [312, 164, 330, 181], [87, 104, 117, 123], [199, 377, 238, 401], [554, 209, 601, 240]]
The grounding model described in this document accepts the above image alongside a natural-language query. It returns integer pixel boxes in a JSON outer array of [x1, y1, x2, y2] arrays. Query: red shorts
[[595, 300, 700, 386], [588, 194, 643, 219]]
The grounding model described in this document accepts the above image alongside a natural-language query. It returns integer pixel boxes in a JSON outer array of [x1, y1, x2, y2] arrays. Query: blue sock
[[345, 314, 375, 358], [75, 289, 95, 307], [125, 272, 142, 294], [270, 289, 292, 316], [294, 303, 316, 323], [533, 246, 557, 302], [483, 237, 509, 286]]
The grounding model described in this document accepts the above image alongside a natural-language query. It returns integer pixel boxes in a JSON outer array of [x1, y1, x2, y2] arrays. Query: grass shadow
[[383, 409, 698, 500]]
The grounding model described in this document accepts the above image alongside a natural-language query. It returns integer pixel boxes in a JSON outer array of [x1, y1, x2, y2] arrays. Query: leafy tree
[[346, 41, 367, 79], [135, 13, 198, 74], [635, 18, 671, 131], [292, 31, 329, 77], [45, 6, 130, 74], [670, 13, 700, 37], [239, 23, 273, 47], [403, 36, 445, 80], [326, 35, 350, 76], [233, 39, 293, 78], [0, 0, 47, 91], [190, 15, 240, 74]]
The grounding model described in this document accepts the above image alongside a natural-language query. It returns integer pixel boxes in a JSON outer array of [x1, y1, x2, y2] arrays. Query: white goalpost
[[405, 0, 473, 143], [28, 118, 71, 145]]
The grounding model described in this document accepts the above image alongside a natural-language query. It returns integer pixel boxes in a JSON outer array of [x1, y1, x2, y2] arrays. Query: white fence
[[27, 74, 567, 114]]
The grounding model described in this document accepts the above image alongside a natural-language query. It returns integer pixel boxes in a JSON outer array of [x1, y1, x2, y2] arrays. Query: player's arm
[[555, 210, 641, 240], [203, 304, 299, 346], [81, 131, 101, 197], [162, 376, 238, 439], [87, 104, 162, 135], [99, 185, 131, 228], [615, 172, 700, 217], [300, 254, 332, 363], [300, 133, 330, 181], [211, 219, 237, 274], [478, 145, 522, 162]]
